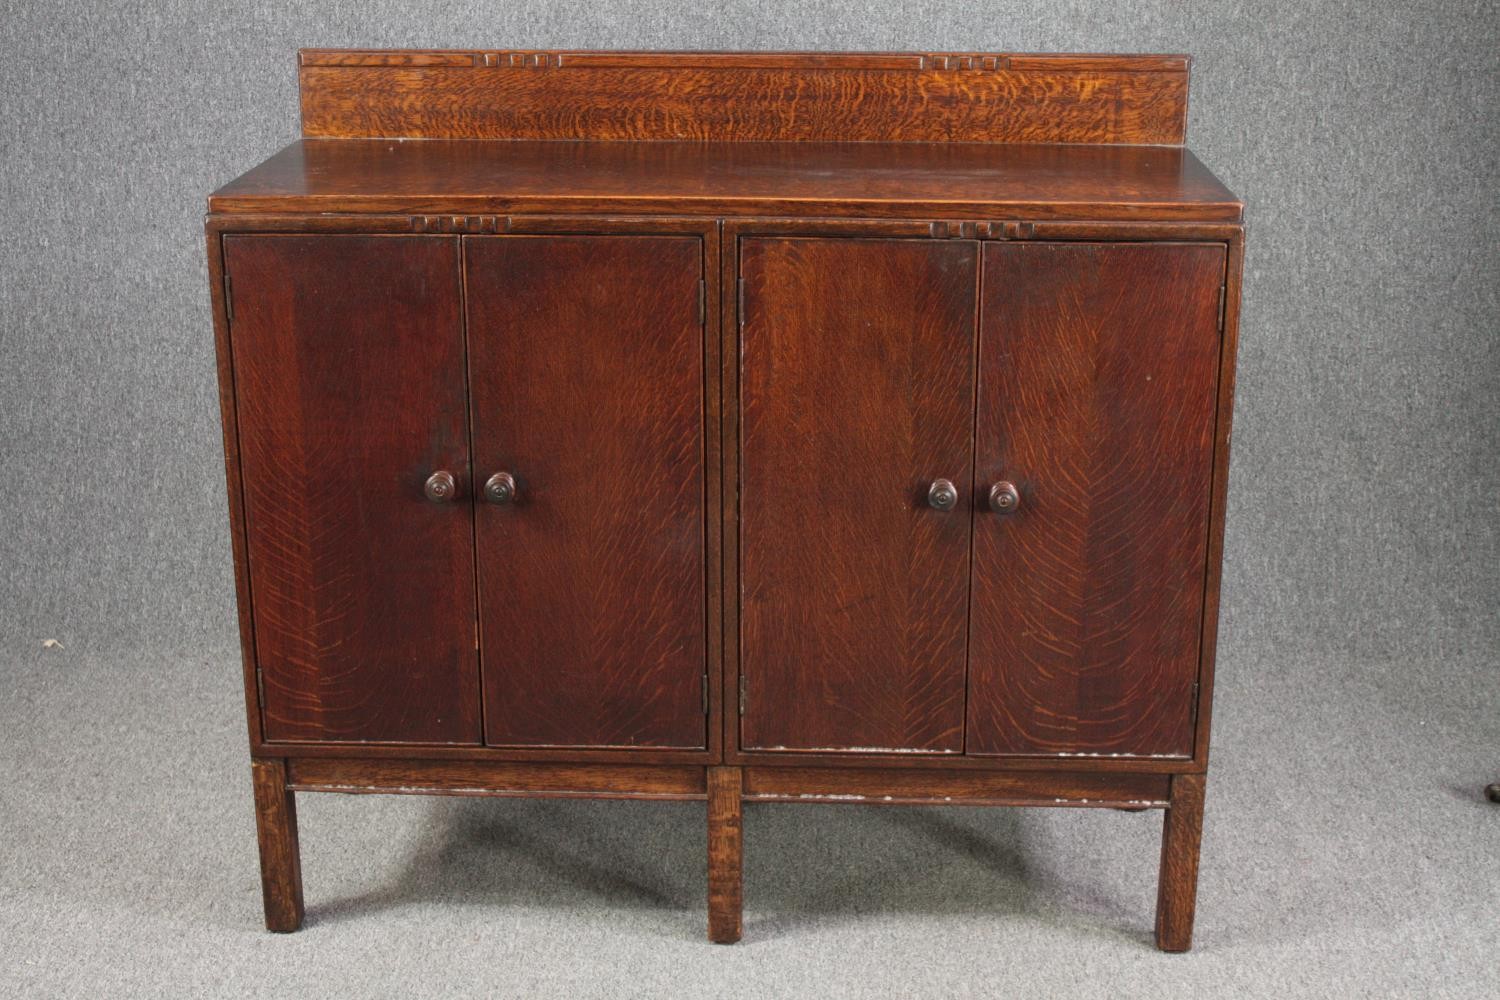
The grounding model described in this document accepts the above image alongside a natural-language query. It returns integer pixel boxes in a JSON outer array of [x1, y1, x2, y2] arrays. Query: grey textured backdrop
[[2, 2, 1496, 998], [2, 0, 1495, 678]]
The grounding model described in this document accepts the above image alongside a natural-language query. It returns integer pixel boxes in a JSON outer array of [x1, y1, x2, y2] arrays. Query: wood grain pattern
[[966, 242, 1224, 757], [707, 766, 743, 943], [208, 140, 1242, 223], [742, 766, 1169, 807], [302, 50, 476, 67], [738, 237, 977, 752], [298, 50, 1188, 145], [1156, 771, 1206, 951], [559, 52, 926, 70], [466, 236, 707, 749], [225, 235, 480, 744], [286, 758, 707, 799], [250, 759, 303, 931]]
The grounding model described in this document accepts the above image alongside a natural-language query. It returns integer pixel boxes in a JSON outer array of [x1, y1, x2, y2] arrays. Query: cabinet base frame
[[253, 757, 1204, 948]]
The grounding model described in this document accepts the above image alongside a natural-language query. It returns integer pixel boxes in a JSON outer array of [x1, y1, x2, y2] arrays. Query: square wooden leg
[[1154, 771, 1206, 952], [251, 758, 304, 932], [707, 766, 743, 943]]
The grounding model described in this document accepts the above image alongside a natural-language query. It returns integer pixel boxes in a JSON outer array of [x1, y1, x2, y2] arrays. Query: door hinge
[[702, 672, 709, 714], [738, 674, 746, 716], [1190, 681, 1201, 729], [736, 278, 745, 328], [698, 278, 706, 326], [222, 270, 233, 323], [1216, 284, 1226, 333]]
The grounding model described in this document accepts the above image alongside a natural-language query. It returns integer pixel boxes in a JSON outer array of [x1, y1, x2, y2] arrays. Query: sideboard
[[206, 49, 1244, 950]]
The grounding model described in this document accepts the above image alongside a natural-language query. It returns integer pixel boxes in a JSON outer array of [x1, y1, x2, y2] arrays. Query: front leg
[[707, 766, 743, 943], [1154, 771, 1206, 951], [251, 758, 304, 932]]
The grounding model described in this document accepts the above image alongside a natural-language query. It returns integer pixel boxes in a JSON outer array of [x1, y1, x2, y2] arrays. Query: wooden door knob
[[927, 479, 959, 511], [424, 470, 457, 503], [484, 472, 517, 505], [989, 481, 1020, 513]]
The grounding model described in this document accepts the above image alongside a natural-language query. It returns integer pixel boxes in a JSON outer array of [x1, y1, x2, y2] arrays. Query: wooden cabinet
[[208, 49, 1244, 952]]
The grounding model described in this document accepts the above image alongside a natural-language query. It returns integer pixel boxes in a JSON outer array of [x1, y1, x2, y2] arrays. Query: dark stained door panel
[[738, 237, 978, 753], [966, 241, 1225, 757], [225, 235, 481, 744], [466, 235, 708, 749]]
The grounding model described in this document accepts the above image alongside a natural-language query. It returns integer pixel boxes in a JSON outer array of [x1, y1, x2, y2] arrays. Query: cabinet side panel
[[968, 241, 1223, 756], [225, 235, 480, 744], [206, 228, 264, 747], [467, 236, 707, 749], [739, 237, 977, 753]]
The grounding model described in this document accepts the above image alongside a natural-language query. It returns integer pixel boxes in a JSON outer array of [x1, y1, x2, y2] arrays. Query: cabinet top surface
[[209, 138, 1242, 222]]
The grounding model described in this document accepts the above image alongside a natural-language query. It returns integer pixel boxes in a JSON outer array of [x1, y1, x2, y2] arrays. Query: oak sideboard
[[206, 48, 1244, 950]]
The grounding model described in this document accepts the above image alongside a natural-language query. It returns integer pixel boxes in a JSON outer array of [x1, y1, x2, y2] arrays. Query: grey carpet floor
[[1, 638, 1494, 1000]]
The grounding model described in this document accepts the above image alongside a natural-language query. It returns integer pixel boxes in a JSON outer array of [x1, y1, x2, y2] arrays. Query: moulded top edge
[[207, 139, 1242, 223]]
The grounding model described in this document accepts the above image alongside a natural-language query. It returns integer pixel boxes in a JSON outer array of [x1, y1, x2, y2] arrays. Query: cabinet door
[[466, 236, 706, 748], [967, 242, 1224, 756], [738, 238, 977, 752], [224, 235, 480, 744]]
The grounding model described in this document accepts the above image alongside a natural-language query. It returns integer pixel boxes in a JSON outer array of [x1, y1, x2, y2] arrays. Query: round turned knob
[[484, 471, 517, 506], [927, 479, 959, 511], [989, 481, 1020, 514], [424, 470, 457, 503]]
